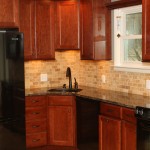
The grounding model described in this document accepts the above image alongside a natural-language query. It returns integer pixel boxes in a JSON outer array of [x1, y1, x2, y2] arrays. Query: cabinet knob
[[32, 100, 39, 103], [32, 125, 40, 128], [32, 112, 40, 115], [32, 139, 40, 142]]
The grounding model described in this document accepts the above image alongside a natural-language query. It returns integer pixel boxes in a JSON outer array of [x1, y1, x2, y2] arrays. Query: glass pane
[[126, 13, 142, 35], [123, 39, 142, 62]]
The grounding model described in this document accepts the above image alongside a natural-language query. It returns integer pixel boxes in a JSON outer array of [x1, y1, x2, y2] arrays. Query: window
[[113, 5, 150, 73]]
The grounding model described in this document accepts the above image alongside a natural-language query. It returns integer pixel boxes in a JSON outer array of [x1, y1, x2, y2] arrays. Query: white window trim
[[113, 5, 150, 73]]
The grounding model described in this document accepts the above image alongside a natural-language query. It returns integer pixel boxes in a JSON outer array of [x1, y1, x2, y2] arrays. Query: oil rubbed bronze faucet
[[66, 67, 72, 89]]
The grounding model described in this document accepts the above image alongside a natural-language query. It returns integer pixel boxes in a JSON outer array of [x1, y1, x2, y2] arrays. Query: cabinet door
[[122, 121, 136, 150], [20, 0, 36, 60], [0, 0, 19, 27], [35, 0, 55, 60], [142, 0, 150, 61], [80, 0, 111, 60], [55, 1, 80, 50], [48, 105, 76, 146], [99, 115, 121, 150]]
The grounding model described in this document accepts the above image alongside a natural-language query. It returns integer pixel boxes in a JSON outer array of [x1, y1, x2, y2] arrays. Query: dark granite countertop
[[25, 86, 150, 109]]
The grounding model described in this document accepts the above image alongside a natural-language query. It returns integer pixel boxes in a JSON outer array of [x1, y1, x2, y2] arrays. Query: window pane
[[123, 39, 142, 62], [126, 13, 142, 35]]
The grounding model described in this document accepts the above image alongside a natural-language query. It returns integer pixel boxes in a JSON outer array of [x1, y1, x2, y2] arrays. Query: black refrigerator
[[0, 29, 26, 150]]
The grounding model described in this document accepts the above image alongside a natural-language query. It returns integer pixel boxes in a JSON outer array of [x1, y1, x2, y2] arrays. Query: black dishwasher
[[76, 96, 100, 150], [135, 106, 150, 150]]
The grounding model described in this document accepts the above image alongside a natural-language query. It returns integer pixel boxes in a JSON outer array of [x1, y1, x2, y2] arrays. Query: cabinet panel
[[48, 106, 76, 146], [142, 0, 150, 61], [26, 132, 47, 148], [20, 0, 36, 60], [99, 115, 121, 150], [55, 1, 80, 50], [122, 121, 136, 150], [0, 0, 19, 27], [80, 0, 111, 60], [35, 0, 55, 59]]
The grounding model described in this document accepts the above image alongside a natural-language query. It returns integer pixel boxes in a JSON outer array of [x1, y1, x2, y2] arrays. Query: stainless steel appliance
[[0, 29, 26, 150], [135, 106, 150, 150]]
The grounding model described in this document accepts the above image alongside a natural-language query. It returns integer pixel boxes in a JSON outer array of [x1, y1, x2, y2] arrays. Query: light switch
[[40, 74, 48, 82], [146, 80, 150, 89]]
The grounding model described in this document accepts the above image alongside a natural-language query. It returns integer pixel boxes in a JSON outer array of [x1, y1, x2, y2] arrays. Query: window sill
[[114, 64, 150, 73]]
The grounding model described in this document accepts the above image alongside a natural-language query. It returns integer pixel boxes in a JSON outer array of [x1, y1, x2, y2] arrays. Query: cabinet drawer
[[122, 107, 136, 124], [26, 119, 46, 133], [48, 96, 75, 106], [26, 132, 47, 148], [26, 96, 47, 107], [100, 103, 121, 119], [26, 107, 46, 121]]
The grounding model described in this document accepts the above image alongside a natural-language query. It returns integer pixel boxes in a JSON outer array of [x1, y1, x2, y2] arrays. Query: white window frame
[[113, 5, 150, 73]]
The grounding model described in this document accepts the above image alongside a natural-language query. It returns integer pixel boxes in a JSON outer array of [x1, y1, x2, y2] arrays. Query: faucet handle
[[74, 78, 78, 89], [63, 84, 66, 89]]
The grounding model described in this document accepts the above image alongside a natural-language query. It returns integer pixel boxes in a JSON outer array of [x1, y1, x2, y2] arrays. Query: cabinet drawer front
[[26, 132, 47, 148], [26, 107, 46, 121], [26, 96, 47, 107], [48, 96, 75, 106], [100, 103, 121, 119], [122, 107, 136, 124], [26, 119, 46, 133]]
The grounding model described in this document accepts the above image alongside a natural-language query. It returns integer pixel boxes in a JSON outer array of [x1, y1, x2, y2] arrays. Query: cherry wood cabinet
[[55, 1, 80, 50], [0, 0, 19, 27], [121, 107, 136, 150], [48, 96, 76, 147], [99, 103, 137, 150], [142, 0, 150, 61], [80, 0, 111, 60], [99, 103, 122, 150], [99, 115, 121, 150], [20, 0, 36, 60], [26, 96, 47, 148], [20, 0, 55, 60]]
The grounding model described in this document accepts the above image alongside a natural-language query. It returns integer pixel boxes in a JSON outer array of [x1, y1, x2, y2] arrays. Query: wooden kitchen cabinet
[[20, 0, 55, 60], [142, 0, 150, 61], [99, 103, 137, 150], [99, 115, 121, 150], [0, 0, 19, 27], [121, 107, 136, 150], [80, 0, 111, 60], [26, 96, 47, 148], [99, 103, 122, 150], [48, 96, 76, 147], [55, 1, 80, 50]]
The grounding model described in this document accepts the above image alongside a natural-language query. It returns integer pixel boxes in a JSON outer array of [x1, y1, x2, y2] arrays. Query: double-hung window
[[113, 5, 150, 72]]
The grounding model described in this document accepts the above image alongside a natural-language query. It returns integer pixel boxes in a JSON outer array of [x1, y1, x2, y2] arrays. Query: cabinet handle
[[32, 125, 40, 128], [32, 112, 40, 115], [32, 139, 40, 142], [32, 100, 39, 103]]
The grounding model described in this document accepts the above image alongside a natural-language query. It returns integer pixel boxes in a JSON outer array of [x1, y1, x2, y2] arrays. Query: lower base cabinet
[[47, 96, 77, 147], [99, 103, 136, 150], [99, 115, 121, 150]]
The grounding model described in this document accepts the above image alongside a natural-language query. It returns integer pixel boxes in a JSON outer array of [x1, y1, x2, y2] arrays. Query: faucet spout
[[66, 67, 72, 89]]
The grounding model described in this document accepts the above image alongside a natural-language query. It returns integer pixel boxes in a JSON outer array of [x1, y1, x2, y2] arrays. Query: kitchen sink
[[48, 88, 82, 92]]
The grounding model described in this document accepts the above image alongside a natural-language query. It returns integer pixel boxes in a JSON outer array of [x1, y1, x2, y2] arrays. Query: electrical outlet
[[101, 75, 106, 83], [40, 74, 48, 82], [146, 80, 150, 89]]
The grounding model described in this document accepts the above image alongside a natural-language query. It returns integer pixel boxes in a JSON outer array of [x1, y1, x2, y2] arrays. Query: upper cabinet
[[142, 0, 150, 61], [80, 0, 111, 60], [0, 0, 19, 28], [20, 0, 55, 60], [55, 1, 80, 50]]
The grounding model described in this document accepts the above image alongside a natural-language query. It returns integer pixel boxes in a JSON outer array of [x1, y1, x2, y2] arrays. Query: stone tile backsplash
[[25, 50, 150, 96]]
